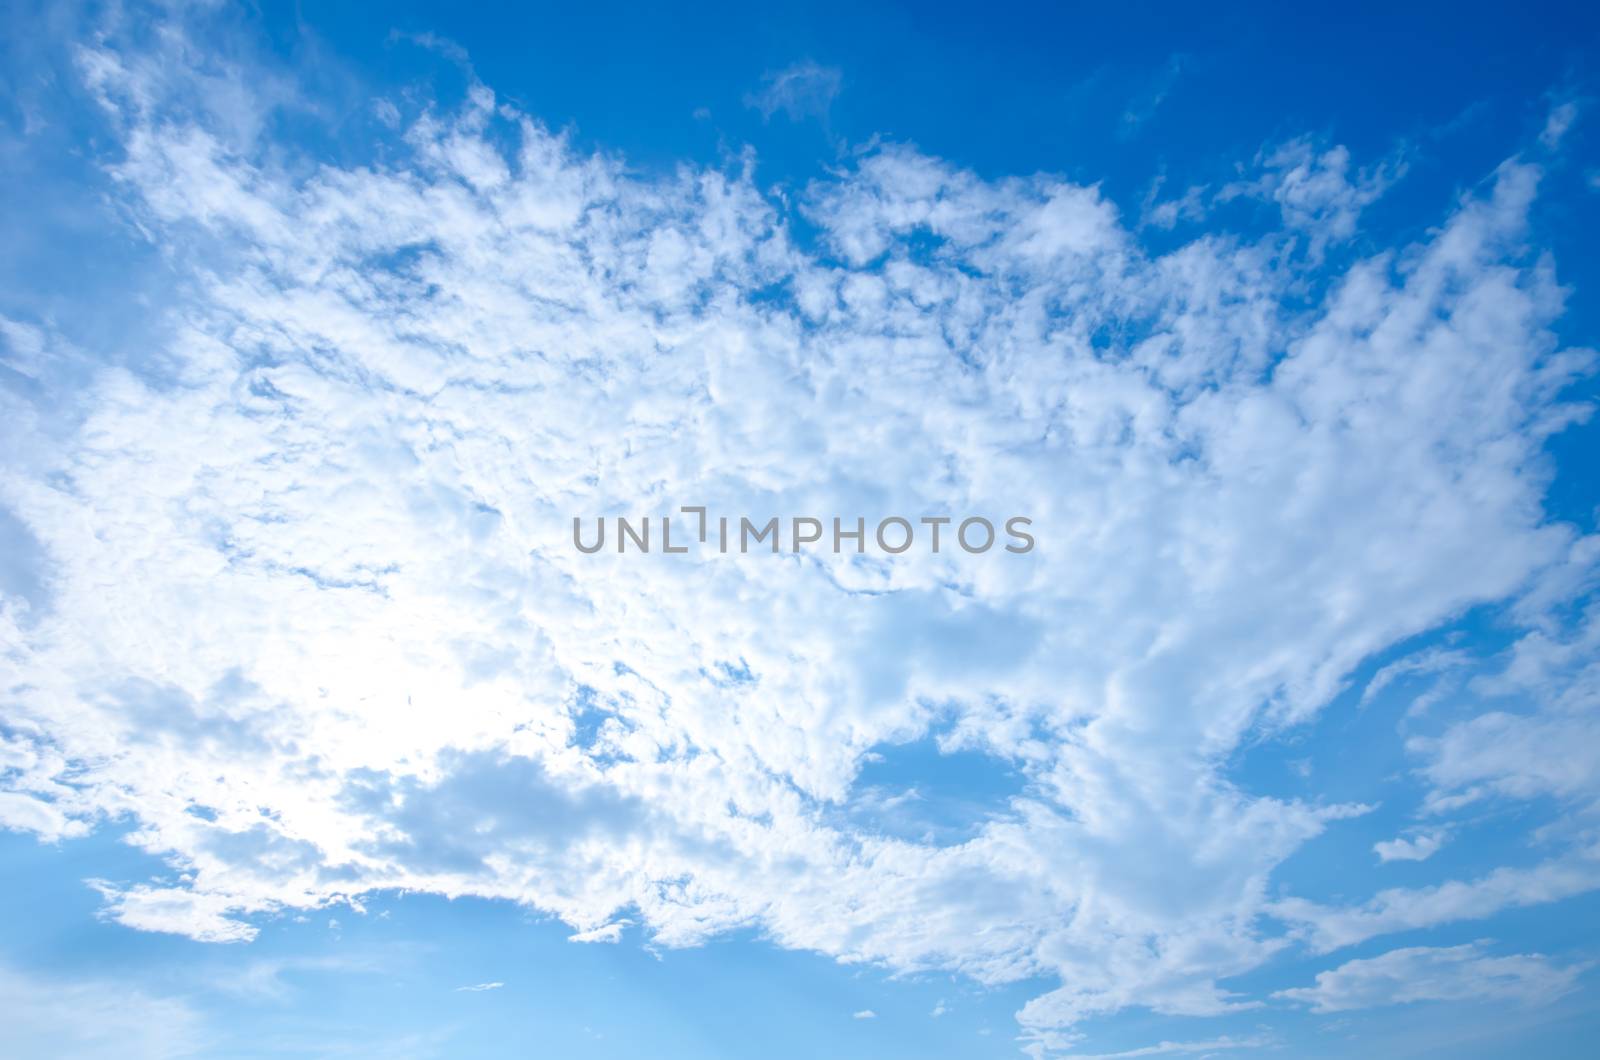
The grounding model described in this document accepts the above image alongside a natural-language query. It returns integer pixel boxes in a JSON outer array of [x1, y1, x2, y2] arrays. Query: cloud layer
[[1, 14, 1597, 1055]]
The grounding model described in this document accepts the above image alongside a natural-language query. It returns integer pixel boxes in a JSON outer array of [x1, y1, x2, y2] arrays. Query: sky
[[2, 1, 1600, 1057]]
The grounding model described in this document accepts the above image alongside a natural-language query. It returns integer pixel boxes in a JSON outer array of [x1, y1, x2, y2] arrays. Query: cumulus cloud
[[1275, 942, 1588, 1013], [853, 1009, 877, 1019], [0, 8, 1597, 1056]]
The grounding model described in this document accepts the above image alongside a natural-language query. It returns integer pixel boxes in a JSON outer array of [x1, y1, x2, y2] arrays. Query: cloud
[[1275, 942, 1589, 1013], [455, 981, 505, 992], [853, 1009, 877, 1019], [1406, 590, 1600, 819], [1374, 830, 1445, 863], [88, 881, 260, 944], [1269, 856, 1600, 953], [1541, 101, 1579, 149], [0, 963, 205, 1059], [1357, 647, 1471, 711], [1141, 181, 1207, 230], [0, 790, 91, 841], [1219, 137, 1404, 256], [746, 60, 842, 123], [216, 955, 387, 1000], [1050, 1035, 1269, 1060], [1, 8, 1597, 1053], [569, 921, 630, 944]]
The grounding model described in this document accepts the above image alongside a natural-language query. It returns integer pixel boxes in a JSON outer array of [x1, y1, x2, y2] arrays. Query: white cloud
[[0, 11, 1596, 1054], [1270, 855, 1600, 953], [0, 790, 92, 841], [1219, 138, 1404, 257], [1374, 830, 1445, 863], [1141, 181, 1208, 230], [853, 1009, 877, 1019], [1541, 101, 1579, 149], [1357, 647, 1471, 711], [746, 61, 842, 123], [456, 981, 504, 992], [1406, 589, 1600, 820], [89, 881, 260, 944], [1275, 942, 1588, 1013], [569, 920, 629, 944]]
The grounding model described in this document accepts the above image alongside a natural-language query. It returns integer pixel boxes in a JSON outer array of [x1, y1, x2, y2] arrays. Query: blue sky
[[3, 2, 1600, 1057]]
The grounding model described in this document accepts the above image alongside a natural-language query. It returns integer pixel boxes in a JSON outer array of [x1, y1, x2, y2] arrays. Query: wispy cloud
[[1218, 136, 1406, 257], [1270, 856, 1600, 953], [745, 60, 842, 123], [1541, 100, 1579, 149], [0, 963, 205, 1059], [1120, 55, 1184, 137], [1276, 943, 1589, 1013]]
